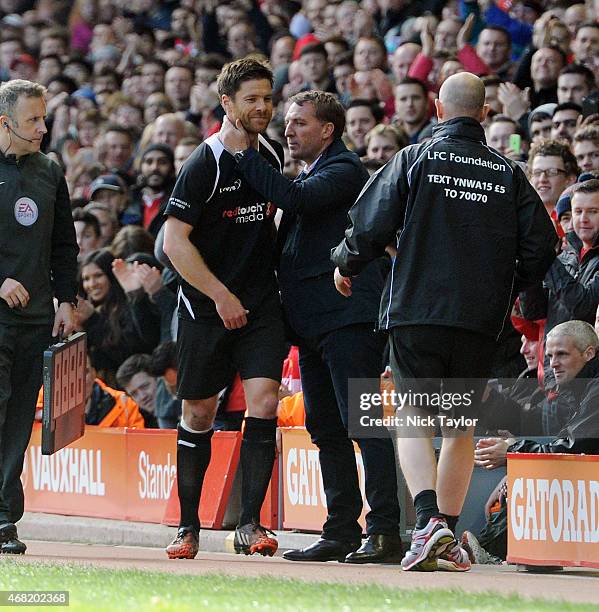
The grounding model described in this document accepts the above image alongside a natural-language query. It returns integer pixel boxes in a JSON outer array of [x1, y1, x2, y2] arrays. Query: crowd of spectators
[[6, 0, 599, 558]]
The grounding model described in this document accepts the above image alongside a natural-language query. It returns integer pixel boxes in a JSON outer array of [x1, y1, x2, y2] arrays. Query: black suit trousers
[[298, 323, 400, 541]]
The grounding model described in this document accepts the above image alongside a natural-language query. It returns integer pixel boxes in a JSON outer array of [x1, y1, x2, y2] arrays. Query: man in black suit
[[221, 90, 402, 563]]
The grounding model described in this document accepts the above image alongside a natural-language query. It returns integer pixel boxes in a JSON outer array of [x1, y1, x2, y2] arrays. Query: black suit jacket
[[236, 138, 388, 338]]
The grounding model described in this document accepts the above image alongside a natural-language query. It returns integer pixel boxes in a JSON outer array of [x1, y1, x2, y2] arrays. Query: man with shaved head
[[332, 72, 557, 572]]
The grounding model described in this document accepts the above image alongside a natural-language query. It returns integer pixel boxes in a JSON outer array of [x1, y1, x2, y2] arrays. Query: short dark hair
[[482, 75, 502, 88], [103, 123, 133, 140], [150, 342, 177, 376], [559, 63, 596, 91], [347, 98, 385, 124], [196, 53, 226, 71], [553, 102, 582, 115], [116, 354, 153, 389], [575, 22, 599, 36], [299, 43, 327, 60], [396, 77, 428, 99], [217, 58, 273, 98], [572, 178, 599, 197], [480, 25, 511, 46], [528, 139, 580, 177], [47, 75, 78, 95], [289, 90, 346, 139], [72, 208, 100, 238]]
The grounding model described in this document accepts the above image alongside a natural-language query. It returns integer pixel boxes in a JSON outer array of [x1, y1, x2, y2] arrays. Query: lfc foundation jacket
[[331, 117, 558, 339], [0, 151, 78, 325]]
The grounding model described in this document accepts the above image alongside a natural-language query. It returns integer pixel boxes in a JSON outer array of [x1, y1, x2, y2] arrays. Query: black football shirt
[[165, 133, 283, 321]]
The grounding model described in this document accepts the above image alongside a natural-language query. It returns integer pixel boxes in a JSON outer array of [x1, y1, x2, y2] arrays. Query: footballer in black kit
[[162, 59, 286, 560]]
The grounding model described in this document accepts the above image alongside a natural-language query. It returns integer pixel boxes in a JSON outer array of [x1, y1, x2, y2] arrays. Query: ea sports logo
[[14, 197, 38, 226]]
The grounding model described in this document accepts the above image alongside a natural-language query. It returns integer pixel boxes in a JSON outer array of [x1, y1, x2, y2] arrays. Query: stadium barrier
[[507, 453, 599, 569]]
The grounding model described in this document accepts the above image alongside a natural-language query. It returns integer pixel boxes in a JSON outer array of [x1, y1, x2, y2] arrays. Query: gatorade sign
[[507, 453, 599, 568]]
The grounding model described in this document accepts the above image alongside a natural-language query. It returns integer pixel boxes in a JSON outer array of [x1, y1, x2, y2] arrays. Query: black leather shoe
[[344, 534, 403, 564], [0, 522, 25, 554], [283, 538, 360, 562]]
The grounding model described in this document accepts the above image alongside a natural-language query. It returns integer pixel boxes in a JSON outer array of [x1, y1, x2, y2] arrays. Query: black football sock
[[413, 489, 440, 530], [443, 514, 459, 534], [176, 424, 213, 532], [238, 417, 277, 526]]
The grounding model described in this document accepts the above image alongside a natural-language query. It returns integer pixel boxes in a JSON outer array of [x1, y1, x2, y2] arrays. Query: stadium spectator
[[72, 208, 102, 262], [557, 64, 596, 105], [130, 144, 176, 237], [551, 102, 582, 143], [528, 103, 556, 143], [521, 179, 599, 349], [76, 249, 161, 387], [364, 123, 408, 164], [174, 138, 200, 174], [345, 98, 383, 156], [150, 341, 181, 429], [152, 114, 187, 151], [527, 140, 578, 217], [390, 42, 421, 84], [571, 22, 599, 69], [85, 355, 145, 428], [573, 125, 599, 173], [165, 63, 194, 112], [393, 77, 432, 144], [88, 174, 129, 222], [116, 354, 160, 428], [84, 202, 119, 247], [299, 43, 334, 93]]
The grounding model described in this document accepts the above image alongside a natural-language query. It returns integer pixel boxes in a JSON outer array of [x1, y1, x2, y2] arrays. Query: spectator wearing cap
[[557, 63, 596, 106], [528, 103, 556, 143], [551, 102, 582, 143], [129, 144, 176, 237], [89, 174, 130, 222], [574, 126, 599, 174], [556, 187, 574, 237]]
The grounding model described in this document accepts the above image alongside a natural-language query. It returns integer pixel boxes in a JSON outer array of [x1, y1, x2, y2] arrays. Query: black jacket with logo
[[331, 117, 557, 339], [0, 150, 78, 325], [520, 231, 599, 335]]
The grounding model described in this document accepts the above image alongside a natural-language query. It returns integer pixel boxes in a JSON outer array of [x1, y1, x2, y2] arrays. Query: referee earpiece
[[3, 123, 7, 129]]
